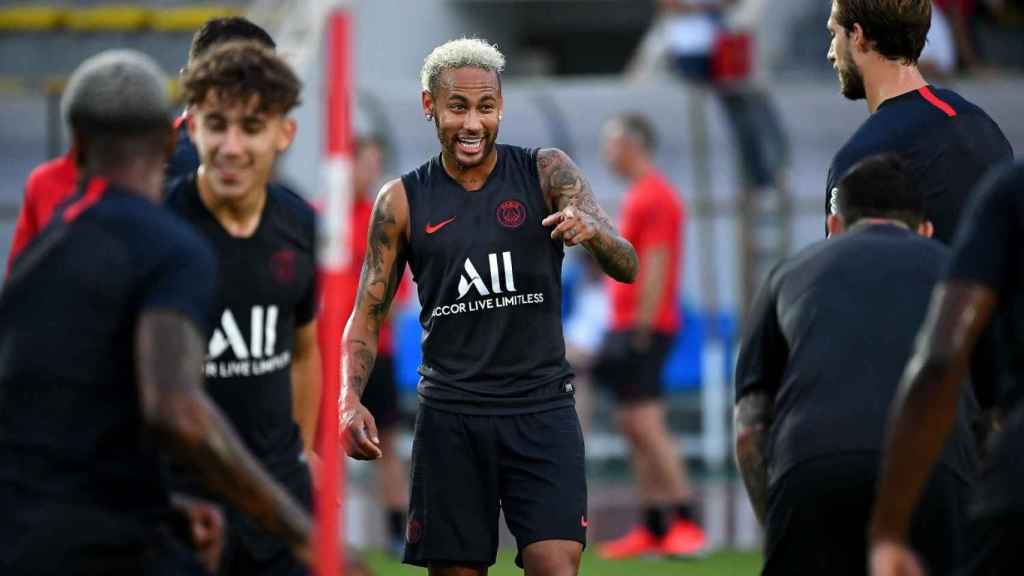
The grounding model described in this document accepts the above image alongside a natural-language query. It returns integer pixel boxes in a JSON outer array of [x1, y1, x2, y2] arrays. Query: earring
[[498, 114, 503, 121], [425, 113, 433, 122]]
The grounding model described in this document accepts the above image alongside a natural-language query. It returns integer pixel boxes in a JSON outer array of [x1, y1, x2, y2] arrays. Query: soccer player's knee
[[521, 541, 582, 576], [618, 409, 654, 446]]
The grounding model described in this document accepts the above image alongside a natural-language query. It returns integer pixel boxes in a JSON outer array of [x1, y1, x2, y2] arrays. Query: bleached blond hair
[[420, 38, 505, 93]]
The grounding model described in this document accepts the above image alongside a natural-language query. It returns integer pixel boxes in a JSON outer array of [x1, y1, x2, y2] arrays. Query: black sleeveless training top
[[401, 144, 574, 415]]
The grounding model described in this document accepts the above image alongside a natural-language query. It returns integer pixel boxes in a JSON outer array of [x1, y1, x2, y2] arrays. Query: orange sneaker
[[659, 519, 708, 558], [598, 526, 661, 560]]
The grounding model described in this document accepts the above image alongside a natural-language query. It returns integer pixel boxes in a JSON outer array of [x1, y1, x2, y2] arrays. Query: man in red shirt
[[596, 113, 706, 559], [347, 135, 410, 556], [6, 151, 78, 276]]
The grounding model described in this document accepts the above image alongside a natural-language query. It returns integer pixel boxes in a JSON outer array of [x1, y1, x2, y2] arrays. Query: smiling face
[[422, 66, 502, 171], [827, 1, 867, 101], [189, 90, 295, 203]]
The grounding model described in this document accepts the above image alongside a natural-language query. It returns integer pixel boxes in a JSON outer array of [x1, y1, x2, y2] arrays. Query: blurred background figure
[[639, 0, 792, 308], [595, 113, 704, 560], [562, 252, 609, 433], [347, 134, 410, 559], [658, 0, 789, 200], [919, 1, 959, 77]]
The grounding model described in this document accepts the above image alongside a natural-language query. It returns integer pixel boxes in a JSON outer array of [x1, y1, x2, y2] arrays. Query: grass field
[[363, 549, 762, 575]]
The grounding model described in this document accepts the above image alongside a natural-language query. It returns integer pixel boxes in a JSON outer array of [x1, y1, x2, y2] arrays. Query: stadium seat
[[0, 6, 65, 31]]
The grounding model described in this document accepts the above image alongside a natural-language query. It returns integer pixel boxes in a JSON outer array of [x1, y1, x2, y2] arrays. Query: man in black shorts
[[735, 155, 978, 575], [825, 0, 1011, 243], [595, 114, 705, 559], [0, 49, 315, 576], [870, 161, 1024, 576], [339, 38, 638, 576], [167, 42, 320, 576]]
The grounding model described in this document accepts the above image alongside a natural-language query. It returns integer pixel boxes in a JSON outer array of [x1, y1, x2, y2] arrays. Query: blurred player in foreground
[[595, 113, 705, 559], [166, 41, 321, 576], [870, 161, 1024, 576], [5, 16, 277, 276], [825, 0, 1011, 244], [736, 155, 978, 575], [0, 49, 316, 576], [340, 37, 638, 576]]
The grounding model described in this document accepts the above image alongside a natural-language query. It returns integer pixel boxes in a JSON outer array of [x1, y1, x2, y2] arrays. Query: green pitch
[[363, 549, 762, 575]]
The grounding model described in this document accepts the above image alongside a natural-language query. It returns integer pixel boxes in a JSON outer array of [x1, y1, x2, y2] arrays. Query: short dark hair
[[836, 154, 923, 227], [834, 0, 931, 64], [613, 113, 658, 152], [356, 133, 388, 156], [63, 49, 172, 167], [182, 41, 301, 115], [188, 17, 275, 64]]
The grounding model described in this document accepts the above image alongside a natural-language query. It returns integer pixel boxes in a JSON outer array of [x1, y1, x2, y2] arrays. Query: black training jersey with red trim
[[0, 182, 216, 558], [826, 85, 1012, 244], [401, 144, 574, 415]]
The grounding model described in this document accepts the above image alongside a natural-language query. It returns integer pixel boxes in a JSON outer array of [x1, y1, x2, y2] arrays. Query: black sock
[[675, 502, 696, 523], [644, 506, 667, 538], [387, 509, 406, 541]]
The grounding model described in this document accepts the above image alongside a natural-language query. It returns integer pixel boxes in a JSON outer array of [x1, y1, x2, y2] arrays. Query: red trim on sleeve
[[918, 86, 957, 118], [173, 112, 188, 130], [62, 178, 109, 223]]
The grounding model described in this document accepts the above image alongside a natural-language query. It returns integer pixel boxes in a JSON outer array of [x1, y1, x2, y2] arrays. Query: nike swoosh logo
[[425, 217, 456, 235]]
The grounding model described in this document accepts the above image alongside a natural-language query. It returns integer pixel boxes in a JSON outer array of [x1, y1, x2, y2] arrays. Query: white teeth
[[458, 137, 483, 154]]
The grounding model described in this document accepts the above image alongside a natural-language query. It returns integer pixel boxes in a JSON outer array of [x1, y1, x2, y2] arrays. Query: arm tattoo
[[344, 185, 407, 400], [344, 340, 376, 399], [734, 391, 773, 524], [537, 148, 638, 282]]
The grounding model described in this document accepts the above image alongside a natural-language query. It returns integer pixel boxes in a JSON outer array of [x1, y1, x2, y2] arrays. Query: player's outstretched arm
[[136, 311, 314, 564], [340, 178, 410, 461], [869, 283, 996, 547], [537, 148, 638, 283]]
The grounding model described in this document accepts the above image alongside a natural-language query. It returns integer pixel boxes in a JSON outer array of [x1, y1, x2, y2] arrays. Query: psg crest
[[496, 199, 526, 229], [270, 248, 297, 285]]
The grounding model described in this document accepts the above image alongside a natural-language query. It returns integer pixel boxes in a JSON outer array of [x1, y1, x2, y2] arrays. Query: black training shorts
[[763, 453, 969, 576], [594, 330, 675, 404], [403, 404, 587, 568]]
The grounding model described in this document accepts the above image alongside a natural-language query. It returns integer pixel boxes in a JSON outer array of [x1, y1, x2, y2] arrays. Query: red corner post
[[316, 7, 354, 576]]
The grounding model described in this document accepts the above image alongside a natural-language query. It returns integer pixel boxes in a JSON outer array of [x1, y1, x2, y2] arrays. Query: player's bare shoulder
[[371, 177, 411, 244]]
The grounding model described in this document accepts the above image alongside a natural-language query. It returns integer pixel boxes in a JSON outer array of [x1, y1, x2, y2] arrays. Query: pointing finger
[[541, 211, 565, 227], [550, 218, 577, 240]]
